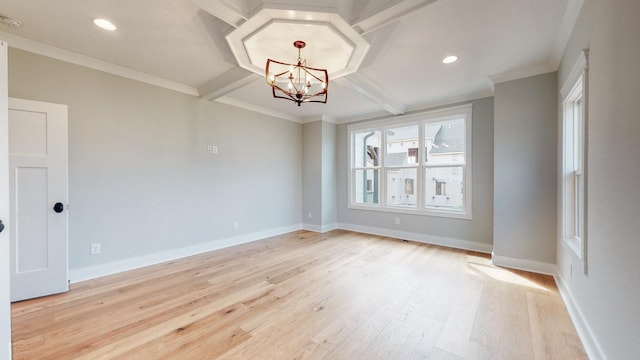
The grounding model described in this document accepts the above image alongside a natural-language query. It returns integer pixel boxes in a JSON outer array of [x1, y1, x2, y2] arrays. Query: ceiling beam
[[352, 0, 437, 34], [550, 0, 585, 67], [337, 73, 406, 116], [191, 0, 248, 28], [198, 67, 258, 101], [216, 96, 302, 123]]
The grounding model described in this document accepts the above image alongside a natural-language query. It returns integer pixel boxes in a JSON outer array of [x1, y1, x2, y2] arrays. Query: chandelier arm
[[272, 84, 299, 102], [304, 71, 328, 85]]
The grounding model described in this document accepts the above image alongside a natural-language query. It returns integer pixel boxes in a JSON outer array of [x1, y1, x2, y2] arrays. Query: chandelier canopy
[[265, 41, 329, 106]]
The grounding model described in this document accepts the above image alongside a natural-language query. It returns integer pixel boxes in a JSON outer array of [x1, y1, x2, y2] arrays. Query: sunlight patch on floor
[[468, 262, 549, 292]]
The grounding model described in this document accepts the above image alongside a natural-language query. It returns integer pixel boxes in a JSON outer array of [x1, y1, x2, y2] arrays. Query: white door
[[0, 41, 13, 360], [9, 97, 68, 302]]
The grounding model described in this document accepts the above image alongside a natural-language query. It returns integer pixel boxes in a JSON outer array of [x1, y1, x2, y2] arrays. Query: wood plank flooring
[[11, 230, 587, 359]]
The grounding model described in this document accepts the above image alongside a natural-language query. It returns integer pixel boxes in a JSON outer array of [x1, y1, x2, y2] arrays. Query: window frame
[[348, 104, 473, 219], [561, 49, 589, 266]]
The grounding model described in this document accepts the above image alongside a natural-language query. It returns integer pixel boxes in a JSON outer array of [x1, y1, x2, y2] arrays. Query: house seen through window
[[349, 104, 472, 219]]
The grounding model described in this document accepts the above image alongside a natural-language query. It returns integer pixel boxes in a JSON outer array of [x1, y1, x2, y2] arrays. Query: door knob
[[0, 220, 4, 233], [53, 202, 64, 213]]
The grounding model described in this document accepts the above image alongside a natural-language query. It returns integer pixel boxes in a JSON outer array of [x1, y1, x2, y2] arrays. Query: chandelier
[[265, 41, 329, 106]]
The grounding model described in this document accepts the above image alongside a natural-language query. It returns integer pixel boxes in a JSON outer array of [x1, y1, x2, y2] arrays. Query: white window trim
[[561, 49, 589, 268], [348, 104, 472, 220]]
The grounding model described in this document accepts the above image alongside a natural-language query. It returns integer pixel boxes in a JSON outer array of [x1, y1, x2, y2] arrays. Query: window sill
[[347, 203, 472, 220]]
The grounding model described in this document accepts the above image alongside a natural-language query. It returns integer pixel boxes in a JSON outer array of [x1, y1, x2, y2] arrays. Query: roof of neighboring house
[[387, 153, 407, 166], [429, 119, 465, 154]]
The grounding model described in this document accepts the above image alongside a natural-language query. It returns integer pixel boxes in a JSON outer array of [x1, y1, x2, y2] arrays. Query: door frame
[[0, 40, 13, 360]]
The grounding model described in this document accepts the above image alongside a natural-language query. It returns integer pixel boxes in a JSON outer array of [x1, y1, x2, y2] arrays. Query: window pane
[[424, 118, 465, 164], [353, 130, 382, 167], [354, 169, 380, 205], [386, 168, 417, 207], [424, 166, 464, 211], [386, 124, 419, 166]]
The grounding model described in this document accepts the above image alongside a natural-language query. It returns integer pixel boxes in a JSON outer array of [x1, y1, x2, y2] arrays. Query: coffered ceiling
[[0, 0, 582, 123]]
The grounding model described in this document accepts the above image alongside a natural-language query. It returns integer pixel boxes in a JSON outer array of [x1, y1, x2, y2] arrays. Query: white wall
[[493, 72, 558, 270], [0, 41, 12, 360], [336, 97, 494, 251], [8, 48, 303, 277], [556, 0, 640, 358]]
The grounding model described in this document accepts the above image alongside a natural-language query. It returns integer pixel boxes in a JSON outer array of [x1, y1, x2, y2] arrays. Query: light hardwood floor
[[12, 230, 587, 359]]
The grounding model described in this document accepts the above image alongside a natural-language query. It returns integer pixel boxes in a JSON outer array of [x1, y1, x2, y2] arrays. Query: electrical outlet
[[308, 212, 312, 219], [233, 221, 239, 230], [395, 217, 400, 225], [90, 243, 101, 255], [207, 145, 218, 154]]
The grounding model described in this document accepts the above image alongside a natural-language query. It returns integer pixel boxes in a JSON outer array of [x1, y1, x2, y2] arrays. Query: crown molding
[[405, 90, 493, 114], [299, 114, 339, 124], [488, 62, 557, 85], [0, 31, 199, 96]]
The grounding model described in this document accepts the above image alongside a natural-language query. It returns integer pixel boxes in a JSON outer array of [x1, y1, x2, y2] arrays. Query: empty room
[[0, 0, 638, 359]]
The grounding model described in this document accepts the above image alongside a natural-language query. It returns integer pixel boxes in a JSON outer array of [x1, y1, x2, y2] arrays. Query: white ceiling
[[0, 0, 581, 123]]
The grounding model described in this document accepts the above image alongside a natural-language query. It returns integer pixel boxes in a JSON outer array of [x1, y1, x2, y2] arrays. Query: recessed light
[[0, 14, 22, 28], [442, 55, 458, 64], [93, 18, 117, 31]]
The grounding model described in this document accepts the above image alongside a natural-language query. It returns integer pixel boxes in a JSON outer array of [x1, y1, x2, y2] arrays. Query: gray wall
[[302, 120, 337, 230], [336, 97, 494, 248], [8, 48, 302, 271], [557, 0, 640, 358], [493, 72, 558, 265], [321, 121, 337, 226], [302, 121, 322, 226]]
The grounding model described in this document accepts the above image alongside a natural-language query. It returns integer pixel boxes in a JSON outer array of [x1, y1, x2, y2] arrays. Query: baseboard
[[302, 223, 338, 233], [69, 224, 303, 284], [491, 253, 557, 275], [336, 222, 493, 253], [554, 275, 607, 360]]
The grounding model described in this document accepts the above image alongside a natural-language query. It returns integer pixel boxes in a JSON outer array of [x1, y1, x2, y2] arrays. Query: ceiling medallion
[[265, 41, 329, 106]]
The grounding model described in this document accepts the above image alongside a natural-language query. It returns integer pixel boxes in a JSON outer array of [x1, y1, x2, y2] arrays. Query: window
[[353, 130, 381, 205], [348, 104, 472, 219], [423, 118, 465, 212], [404, 179, 414, 195], [561, 49, 588, 262], [407, 148, 418, 164]]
